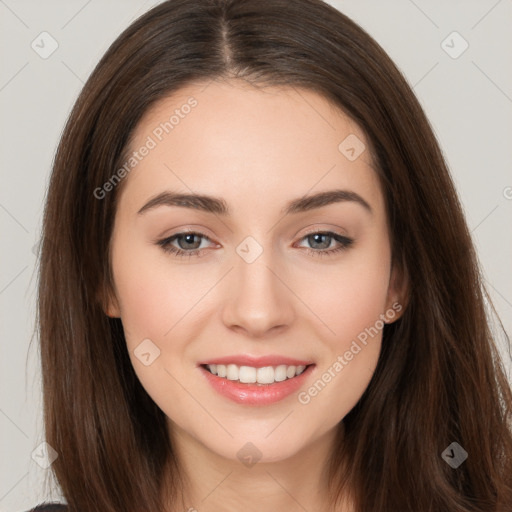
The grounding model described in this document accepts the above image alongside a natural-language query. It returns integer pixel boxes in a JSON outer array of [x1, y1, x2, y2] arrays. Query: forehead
[[116, 80, 383, 219]]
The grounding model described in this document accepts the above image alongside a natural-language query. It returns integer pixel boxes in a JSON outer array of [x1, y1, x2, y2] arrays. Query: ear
[[97, 285, 121, 318], [384, 262, 409, 324]]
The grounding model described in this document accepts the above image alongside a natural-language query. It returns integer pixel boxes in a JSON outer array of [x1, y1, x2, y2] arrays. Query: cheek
[[304, 238, 391, 348], [110, 246, 201, 412], [296, 236, 390, 412], [296, 286, 386, 425], [110, 241, 204, 346], [113, 266, 168, 345]]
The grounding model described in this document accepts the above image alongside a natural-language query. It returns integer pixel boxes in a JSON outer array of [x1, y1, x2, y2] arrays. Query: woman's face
[[105, 79, 404, 463]]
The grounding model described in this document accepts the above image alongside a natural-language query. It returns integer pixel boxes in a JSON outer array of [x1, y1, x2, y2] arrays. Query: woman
[[31, 0, 512, 511]]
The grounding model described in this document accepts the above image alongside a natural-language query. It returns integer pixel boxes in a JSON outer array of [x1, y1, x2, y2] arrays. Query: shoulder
[[27, 504, 68, 512]]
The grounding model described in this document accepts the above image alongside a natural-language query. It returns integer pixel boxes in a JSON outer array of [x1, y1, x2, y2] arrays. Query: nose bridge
[[221, 236, 294, 336]]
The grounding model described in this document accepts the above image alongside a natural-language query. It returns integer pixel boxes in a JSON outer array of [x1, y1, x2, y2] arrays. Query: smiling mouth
[[201, 363, 313, 385]]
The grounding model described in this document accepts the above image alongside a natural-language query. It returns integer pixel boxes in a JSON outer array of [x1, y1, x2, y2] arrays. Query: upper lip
[[198, 355, 314, 368]]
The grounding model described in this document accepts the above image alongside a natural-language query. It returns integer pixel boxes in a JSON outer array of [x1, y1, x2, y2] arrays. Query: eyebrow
[[137, 188, 373, 217]]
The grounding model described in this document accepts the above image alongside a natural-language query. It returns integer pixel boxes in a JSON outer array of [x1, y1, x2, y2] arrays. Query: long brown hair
[[35, 0, 512, 510]]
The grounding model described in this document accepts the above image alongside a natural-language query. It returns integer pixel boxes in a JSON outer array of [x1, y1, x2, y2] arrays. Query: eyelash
[[155, 230, 354, 259]]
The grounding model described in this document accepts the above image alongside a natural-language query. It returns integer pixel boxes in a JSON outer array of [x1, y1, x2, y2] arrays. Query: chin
[[198, 422, 319, 465]]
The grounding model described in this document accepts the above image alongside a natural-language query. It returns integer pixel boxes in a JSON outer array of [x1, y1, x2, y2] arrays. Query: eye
[[295, 231, 354, 258], [155, 230, 354, 259], [156, 231, 214, 258]]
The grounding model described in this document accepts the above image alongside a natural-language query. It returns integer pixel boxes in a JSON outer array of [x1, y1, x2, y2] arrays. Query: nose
[[221, 247, 295, 338]]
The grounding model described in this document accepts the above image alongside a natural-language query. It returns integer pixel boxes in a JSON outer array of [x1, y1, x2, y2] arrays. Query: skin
[[104, 79, 406, 512]]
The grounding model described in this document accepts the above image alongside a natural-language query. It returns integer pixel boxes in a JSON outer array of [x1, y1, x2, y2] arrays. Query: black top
[[29, 504, 68, 512]]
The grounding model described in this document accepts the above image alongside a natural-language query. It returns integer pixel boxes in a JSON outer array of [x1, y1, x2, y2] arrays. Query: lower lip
[[199, 364, 315, 405]]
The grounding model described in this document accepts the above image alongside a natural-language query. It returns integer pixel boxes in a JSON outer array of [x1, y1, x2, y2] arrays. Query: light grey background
[[1, 1, 511, 510]]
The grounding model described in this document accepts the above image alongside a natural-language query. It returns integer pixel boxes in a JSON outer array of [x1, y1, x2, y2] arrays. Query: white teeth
[[205, 363, 309, 384], [257, 366, 275, 384], [286, 365, 296, 378], [274, 365, 287, 382], [226, 364, 238, 380], [239, 366, 257, 383]]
